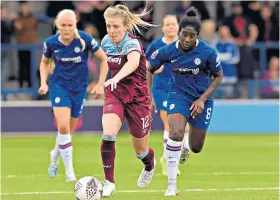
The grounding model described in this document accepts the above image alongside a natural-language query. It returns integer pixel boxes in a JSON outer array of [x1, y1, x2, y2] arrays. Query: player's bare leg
[[164, 113, 187, 196], [188, 124, 207, 154], [132, 134, 156, 188], [180, 124, 192, 164], [101, 113, 122, 197], [50, 107, 76, 182], [159, 110, 181, 176], [48, 117, 79, 178]]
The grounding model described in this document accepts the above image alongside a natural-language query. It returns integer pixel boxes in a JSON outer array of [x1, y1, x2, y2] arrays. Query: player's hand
[[190, 98, 205, 118], [104, 78, 119, 91], [149, 98, 157, 112], [87, 81, 104, 99], [38, 83, 49, 95]]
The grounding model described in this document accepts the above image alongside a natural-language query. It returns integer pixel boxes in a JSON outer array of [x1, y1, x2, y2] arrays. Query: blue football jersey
[[215, 42, 239, 77], [148, 39, 222, 100], [43, 30, 100, 91], [146, 37, 174, 79]]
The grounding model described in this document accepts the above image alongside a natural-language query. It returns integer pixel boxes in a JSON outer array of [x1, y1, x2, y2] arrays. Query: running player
[[147, 7, 223, 196], [98, 4, 156, 197], [38, 9, 108, 182], [145, 15, 192, 176]]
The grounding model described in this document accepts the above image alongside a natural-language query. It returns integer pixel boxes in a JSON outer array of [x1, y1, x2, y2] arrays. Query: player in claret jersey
[[38, 9, 108, 182], [147, 7, 223, 196], [97, 4, 157, 197]]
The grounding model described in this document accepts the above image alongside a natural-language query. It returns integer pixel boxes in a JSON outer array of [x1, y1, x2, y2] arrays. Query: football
[[74, 176, 103, 200]]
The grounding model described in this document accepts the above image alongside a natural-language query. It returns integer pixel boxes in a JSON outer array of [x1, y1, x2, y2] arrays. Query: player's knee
[[57, 123, 70, 134], [190, 144, 203, 153], [102, 134, 116, 142], [169, 128, 185, 141]]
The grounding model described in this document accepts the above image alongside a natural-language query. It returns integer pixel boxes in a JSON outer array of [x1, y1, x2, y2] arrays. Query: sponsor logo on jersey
[[60, 56, 82, 63], [107, 56, 122, 65], [173, 67, 200, 74]]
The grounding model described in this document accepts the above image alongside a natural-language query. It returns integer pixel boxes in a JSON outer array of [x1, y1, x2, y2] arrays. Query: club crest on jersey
[[151, 50, 158, 59], [74, 47, 81, 53], [194, 58, 201, 65], [117, 46, 122, 52]]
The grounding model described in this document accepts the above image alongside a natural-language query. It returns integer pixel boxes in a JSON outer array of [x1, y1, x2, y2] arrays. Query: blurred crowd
[[1, 0, 279, 100]]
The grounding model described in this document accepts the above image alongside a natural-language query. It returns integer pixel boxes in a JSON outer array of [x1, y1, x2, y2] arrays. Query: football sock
[[163, 130, 169, 157], [58, 133, 74, 175], [137, 148, 155, 171], [51, 133, 60, 166], [166, 138, 182, 186], [101, 135, 116, 183]]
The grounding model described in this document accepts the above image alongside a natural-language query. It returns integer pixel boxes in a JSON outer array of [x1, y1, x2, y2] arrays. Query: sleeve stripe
[[127, 49, 141, 55]]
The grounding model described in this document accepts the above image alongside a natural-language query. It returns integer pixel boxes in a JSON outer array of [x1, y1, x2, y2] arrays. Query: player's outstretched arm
[[114, 51, 140, 81], [38, 55, 50, 95], [104, 51, 140, 91]]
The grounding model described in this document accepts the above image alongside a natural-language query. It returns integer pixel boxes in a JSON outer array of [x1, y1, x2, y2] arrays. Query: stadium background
[[1, 1, 279, 200]]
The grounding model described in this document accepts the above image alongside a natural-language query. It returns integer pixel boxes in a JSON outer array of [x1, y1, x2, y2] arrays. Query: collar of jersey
[[56, 34, 77, 47], [113, 32, 129, 46]]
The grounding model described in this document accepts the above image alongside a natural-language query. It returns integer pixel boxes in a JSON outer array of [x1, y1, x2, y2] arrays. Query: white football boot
[[164, 184, 179, 196], [102, 180, 116, 197], [137, 159, 156, 188], [179, 136, 191, 164], [48, 150, 59, 178]]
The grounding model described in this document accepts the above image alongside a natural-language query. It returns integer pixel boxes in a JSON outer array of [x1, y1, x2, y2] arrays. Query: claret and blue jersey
[[101, 32, 148, 103], [148, 39, 222, 130]]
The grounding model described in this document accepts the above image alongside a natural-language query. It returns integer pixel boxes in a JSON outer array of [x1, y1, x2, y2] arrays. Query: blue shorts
[[49, 85, 87, 118], [167, 91, 214, 130], [152, 89, 168, 112]]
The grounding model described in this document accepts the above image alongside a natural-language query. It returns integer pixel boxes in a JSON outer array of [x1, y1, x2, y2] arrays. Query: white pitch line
[[4, 172, 279, 178], [1, 187, 279, 195]]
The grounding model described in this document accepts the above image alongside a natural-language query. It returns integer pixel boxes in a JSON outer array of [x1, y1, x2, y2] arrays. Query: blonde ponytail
[[104, 4, 157, 35], [74, 29, 86, 51], [49, 57, 55, 75]]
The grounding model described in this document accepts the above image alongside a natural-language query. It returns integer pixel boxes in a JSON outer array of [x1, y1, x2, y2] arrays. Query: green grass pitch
[[1, 133, 279, 200]]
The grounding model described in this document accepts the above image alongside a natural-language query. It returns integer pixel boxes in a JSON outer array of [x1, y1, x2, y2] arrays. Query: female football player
[[98, 4, 156, 197], [38, 9, 108, 182], [147, 7, 223, 196]]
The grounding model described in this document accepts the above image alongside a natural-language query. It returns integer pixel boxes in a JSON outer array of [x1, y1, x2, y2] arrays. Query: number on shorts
[[141, 115, 149, 130], [206, 108, 212, 120]]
